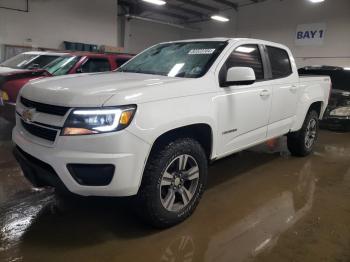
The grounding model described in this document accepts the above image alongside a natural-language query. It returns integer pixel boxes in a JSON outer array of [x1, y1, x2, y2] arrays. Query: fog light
[[67, 164, 115, 186]]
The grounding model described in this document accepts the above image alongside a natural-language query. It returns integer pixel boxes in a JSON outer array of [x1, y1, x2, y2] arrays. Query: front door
[[215, 44, 272, 157]]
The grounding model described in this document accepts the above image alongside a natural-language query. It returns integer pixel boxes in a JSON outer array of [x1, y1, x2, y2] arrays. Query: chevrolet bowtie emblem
[[22, 108, 36, 123]]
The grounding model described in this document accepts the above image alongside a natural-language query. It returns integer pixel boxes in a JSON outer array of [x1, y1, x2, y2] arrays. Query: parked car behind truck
[[0, 52, 133, 122], [13, 38, 331, 228], [299, 66, 350, 131]]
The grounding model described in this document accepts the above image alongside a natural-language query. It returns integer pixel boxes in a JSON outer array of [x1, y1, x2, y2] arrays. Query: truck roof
[[163, 38, 290, 50], [23, 51, 68, 56], [63, 51, 133, 58]]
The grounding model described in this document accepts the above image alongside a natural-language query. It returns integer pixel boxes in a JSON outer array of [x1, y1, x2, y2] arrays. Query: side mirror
[[223, 67, 256, 87]]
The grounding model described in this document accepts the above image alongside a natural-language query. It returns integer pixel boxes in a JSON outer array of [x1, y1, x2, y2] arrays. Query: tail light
[[328, 82, 332, 103]]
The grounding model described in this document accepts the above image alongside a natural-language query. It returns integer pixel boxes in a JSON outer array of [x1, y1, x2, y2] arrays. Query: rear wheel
[[287, 110, 319, 157], [134, 138, 208, 228]]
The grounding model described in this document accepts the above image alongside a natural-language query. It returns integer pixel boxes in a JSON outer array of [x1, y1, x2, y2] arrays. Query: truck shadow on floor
[[0, 139, 293, 262]]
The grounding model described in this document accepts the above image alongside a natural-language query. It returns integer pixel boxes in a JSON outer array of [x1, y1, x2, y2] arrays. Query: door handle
[[260, 89, 271, 97], [290, 85, 298, 92]]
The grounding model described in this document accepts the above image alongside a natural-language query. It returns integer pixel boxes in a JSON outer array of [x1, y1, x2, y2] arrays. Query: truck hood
[[0, 66, 28, 75], [20, 72, 190, 107]]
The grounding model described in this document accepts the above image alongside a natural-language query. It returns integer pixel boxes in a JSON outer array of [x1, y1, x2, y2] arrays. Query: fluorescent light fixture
[[211, 15, 230, 22], [142, 0, 166, 5], [236, 46, 255, 53], [309, 0, 325, 3]]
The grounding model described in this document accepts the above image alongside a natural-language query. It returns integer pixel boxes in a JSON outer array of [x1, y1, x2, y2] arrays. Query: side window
[[221, 44, 264, 82], [115, 58, 130, 67], [81, 58, 111, 73], [267, 46, 292, 79]]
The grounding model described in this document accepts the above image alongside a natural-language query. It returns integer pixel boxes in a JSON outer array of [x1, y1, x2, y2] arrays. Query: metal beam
[[124, 14, 201, 31], [167, 3, 207, 18], [175, 0, 219, 12], [119, 0, 190, 20], [143, 8, 189, 20], [211, 0, 238, 11]]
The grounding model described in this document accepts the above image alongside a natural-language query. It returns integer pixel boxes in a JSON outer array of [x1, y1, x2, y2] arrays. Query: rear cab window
[[115, 57, 131, 67], [266, 46, 293, 79], [81, 58, 111, 73]]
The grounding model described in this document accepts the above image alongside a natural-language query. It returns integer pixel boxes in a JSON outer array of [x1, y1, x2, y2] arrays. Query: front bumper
[[13, 124, 151, 197], [13, 146, 70, 192], [0, 102, 16, 122]]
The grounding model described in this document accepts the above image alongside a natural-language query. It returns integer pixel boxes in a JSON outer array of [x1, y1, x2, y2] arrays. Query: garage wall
[[0, 0, 118, 53], [182, 9, 238, 39], [236, 0, 350, 68], [123, 18, 184, 54], [123, 9, 238, 54]]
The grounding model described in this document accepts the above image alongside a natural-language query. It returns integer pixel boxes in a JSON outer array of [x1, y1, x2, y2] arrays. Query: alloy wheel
[[160, 154, 200, 212]]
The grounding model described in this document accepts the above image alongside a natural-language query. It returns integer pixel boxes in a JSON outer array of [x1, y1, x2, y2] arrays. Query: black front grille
[[21, 120, 58, 141], [21, 97, 70, 116]]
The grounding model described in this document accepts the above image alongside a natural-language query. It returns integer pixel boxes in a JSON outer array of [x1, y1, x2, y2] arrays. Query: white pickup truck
[[13, 38, 331, 227]]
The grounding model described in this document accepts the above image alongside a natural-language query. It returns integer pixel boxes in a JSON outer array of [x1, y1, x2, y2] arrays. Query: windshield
[[1, 53, 38, 69], [0, 53, 60, 69], [44, 56, 80, 76], [118, 41, 228, 78]]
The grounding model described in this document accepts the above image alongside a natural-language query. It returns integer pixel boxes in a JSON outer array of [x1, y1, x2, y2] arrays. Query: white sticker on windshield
[[188, 49, 216, 55]]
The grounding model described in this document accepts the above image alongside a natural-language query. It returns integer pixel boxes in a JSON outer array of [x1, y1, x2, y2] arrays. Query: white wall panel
[[0, 0, 118, 50]]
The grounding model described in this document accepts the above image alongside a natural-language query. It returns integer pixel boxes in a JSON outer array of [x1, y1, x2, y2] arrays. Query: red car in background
[[0, 52, 133, 122]]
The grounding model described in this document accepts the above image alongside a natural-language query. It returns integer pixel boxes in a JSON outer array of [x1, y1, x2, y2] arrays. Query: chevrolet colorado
[[12, 38, 331, 228]]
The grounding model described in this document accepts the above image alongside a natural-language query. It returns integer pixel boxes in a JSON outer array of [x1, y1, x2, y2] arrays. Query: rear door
[[264, 45, 299, 137]]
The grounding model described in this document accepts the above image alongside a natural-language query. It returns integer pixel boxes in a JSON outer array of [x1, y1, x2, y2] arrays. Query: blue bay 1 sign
[[295, 23, 326, 46]]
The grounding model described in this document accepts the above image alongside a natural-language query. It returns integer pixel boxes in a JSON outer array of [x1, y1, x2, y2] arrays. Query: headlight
[[62, 105, 137, 136], [0, 90, 9, 101], [329, 107, 350, 117]]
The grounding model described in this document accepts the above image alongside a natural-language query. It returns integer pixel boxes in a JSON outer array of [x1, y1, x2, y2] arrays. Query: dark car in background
[[299, 66, 350, 131], [0, 52, 133, 122]]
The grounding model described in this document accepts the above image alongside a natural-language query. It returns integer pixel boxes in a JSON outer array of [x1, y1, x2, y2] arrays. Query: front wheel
[[134, 138, 208, 228], [287, 110, 319, 157]]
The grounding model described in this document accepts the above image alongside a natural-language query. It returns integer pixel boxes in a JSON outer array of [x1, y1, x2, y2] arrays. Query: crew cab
[[0, 52, 133, 122], [12, 38, 331, 228]]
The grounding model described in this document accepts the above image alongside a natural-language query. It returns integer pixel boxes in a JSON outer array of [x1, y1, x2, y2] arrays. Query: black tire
[[134, 138, 208, 228], [287, 110, 319, 157]]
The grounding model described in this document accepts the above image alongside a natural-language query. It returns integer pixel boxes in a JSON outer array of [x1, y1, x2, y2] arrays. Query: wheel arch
[[291, 100, 325, 132], [148, 123, 214, 161], [309, 101, 324, 118]]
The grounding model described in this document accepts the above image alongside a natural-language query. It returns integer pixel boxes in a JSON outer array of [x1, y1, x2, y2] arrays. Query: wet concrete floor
[[0, 117, 350, 262]]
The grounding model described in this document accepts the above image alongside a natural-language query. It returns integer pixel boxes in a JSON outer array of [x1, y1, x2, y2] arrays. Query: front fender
[[127, 94, 218, 156]]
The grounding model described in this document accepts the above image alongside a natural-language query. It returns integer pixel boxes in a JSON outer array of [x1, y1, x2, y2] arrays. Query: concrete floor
[[0, 118, 350, 262]]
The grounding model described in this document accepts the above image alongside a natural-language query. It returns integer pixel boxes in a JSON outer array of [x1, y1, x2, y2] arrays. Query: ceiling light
[[211, 15, 230, 22], [308, 0, 325, 3], [142, 0, 166, 5]]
